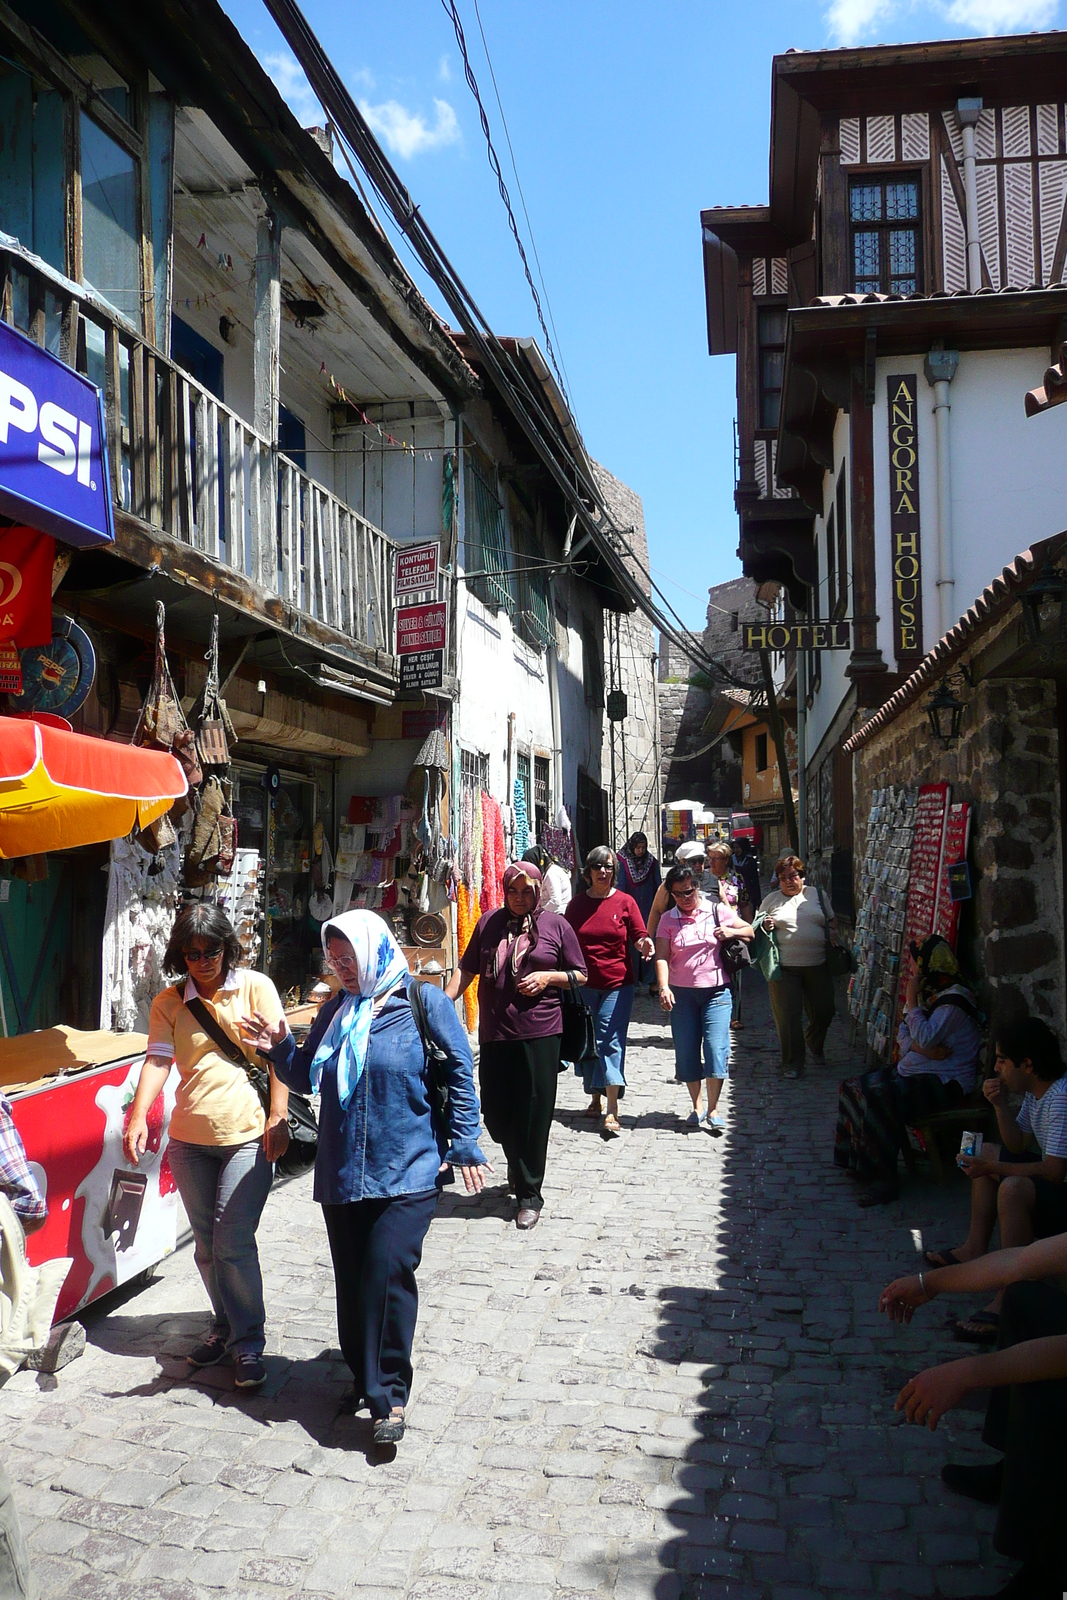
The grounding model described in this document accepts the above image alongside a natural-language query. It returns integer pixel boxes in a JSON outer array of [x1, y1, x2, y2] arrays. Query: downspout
[[924, 345, 960, 636], [958, 98, 983, 292], [796, 650, 807, 859]]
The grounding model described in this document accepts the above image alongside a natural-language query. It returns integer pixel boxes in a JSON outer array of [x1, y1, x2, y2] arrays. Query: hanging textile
[[100, 833, 182, 1031], [480, 794, 506, 913], [472, 787, 484, 894], [456, 881, 480, 1033], [513, 777, 529, 859]]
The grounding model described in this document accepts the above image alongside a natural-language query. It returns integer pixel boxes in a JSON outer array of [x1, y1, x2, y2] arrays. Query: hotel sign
[[887, 373, 923, 663], [742, 621, 851, 651]]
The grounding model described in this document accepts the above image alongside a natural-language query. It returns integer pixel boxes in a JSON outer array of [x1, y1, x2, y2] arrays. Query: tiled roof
[[842, 530, 1067, 754]]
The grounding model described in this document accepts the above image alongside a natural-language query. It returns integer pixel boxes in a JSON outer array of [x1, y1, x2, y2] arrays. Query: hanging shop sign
[[742, 621, 851, 651], [394, 540, 441, 603], [887, 373, 924, 664], [0, 320, 114, 549], [396, 599, 447, 692]]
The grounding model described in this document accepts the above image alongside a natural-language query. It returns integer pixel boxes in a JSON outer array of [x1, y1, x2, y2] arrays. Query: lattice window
[[516, 751, 531, 823], [466, 452, 513, 615], [509, 488, 552, 651], [850, 176, 922, 295]]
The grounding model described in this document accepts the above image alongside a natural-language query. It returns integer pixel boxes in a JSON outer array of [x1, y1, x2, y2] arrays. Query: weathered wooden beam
[[253, 211, 281, 443]]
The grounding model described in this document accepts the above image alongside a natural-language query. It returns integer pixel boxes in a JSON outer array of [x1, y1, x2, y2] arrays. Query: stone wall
[[852, 609, 1065, 1037]]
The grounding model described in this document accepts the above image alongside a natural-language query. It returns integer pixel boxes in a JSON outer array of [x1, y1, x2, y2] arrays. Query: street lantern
[[925, 679, 965, 747], [1019, 564, 1067, 645]]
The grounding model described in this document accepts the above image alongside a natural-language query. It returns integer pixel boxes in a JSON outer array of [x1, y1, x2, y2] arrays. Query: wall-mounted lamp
[[925, 678, 966, 747], [1019, 564, 1067, 645]]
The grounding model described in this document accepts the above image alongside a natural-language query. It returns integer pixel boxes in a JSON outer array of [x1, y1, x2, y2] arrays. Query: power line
[[469, 0, 573, 406], [439, 0, 569, 403]]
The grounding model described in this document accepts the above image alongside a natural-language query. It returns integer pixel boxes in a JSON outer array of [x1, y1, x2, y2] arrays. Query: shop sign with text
[[742, 621, 851, 651], [0, 320, 114, 549], [394, 541, 440, 602], [887, 373, 923, 663]]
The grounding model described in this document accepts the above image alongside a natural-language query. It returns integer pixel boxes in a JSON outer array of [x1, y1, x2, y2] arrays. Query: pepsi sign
[[0, 319, 114, 549]]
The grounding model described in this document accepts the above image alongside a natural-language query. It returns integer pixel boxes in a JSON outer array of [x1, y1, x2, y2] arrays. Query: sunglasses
[[672, 886, 699, 899], [182, 945, 224, 963]]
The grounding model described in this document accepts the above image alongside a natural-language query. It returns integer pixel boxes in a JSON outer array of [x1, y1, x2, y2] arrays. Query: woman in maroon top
[[565, 846, 654, 1137], [446, 861, 586, 1230]]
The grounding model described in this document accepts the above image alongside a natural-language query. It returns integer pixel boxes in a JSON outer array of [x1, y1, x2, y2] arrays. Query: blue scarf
[[310, 911, 409, 1109]]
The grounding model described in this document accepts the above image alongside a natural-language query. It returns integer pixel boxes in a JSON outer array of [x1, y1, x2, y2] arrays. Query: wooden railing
[[0, 242, 395, 653]]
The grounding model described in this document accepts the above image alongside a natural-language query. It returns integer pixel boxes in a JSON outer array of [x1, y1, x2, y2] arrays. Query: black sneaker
[[233, 1352, 266, 1389], [187, 1334, 227, 1368], [940, 1460, 1002, 1504], [372, 1408, 405, 1444]]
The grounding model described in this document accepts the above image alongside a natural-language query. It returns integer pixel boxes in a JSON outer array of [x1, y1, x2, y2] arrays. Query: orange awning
[[0, 717, 187, 858]]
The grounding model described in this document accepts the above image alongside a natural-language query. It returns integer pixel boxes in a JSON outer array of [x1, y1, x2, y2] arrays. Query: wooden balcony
[[0, 241, 396, 658]]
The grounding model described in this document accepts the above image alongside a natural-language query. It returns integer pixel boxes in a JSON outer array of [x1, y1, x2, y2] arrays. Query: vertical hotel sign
[[887, 374, 923, 663]]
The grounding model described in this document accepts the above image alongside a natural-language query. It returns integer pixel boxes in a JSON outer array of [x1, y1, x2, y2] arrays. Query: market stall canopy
[[0, 719, 186, 858]]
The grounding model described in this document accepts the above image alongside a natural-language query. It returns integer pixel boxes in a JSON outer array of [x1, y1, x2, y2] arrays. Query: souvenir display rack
[[848, 785, 919, 1059]]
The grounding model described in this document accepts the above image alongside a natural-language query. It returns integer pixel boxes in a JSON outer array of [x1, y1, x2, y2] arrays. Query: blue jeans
[[670, 985, 732, 1083], [580, 985, 635, 1094], [167, 1137, 274, 1356]]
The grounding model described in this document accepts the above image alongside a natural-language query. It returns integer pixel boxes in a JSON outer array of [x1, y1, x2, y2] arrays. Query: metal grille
[[850, 176, 921, 295], [467, 457, 513, 615], [516, 752, 531, 819], [460, 748, 489, 792], [533, 755, 550, 843]]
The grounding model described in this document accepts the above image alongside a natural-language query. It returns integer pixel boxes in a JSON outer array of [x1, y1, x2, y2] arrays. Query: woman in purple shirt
[[446, 862, 586, 1231]]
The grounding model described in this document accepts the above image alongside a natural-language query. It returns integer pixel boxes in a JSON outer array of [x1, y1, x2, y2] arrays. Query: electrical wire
[[439, 0, 569, 404], [469, 0, 573, 406]]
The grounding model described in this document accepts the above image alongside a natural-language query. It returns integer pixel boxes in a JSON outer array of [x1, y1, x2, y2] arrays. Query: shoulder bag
[[408, 977, 451, 1131], [559, 969, 597, 1070], [713, 902, 753, 980], [816, 888, 856, 978], [748, 909, 781, 983], [181, 991, 318, 1175]]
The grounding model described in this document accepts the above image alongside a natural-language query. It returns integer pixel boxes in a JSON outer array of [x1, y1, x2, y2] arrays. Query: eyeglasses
[[326, 952, 360, 973], [671, 886, 699, 899], [591, 865, 613, 874], [182, 945, 224, 964], [779, 871, 802, 881]]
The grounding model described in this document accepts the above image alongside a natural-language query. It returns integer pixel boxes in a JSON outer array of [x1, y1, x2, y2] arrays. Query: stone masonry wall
[[852, 610, 1064, 1038]]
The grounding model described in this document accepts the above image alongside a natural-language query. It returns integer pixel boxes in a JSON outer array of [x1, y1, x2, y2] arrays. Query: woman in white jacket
[[522, 846, 572, 916]]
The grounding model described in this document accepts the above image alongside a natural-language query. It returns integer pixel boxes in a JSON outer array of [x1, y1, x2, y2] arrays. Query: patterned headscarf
[[312, 911, 409, 1109], [619, 832, 654, 885], [492, 863, 542, 980]]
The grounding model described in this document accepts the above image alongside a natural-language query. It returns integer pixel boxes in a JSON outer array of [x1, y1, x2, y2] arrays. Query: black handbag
[[708, 901, 752, 980], [408, 977, 450, 1131], [182, 992, 318, 1174], [559, 969, 597, 1070]]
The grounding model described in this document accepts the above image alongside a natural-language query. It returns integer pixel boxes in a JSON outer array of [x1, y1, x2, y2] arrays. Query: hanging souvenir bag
[[195, 614, 234, 769], [134, 602, 187, 752]]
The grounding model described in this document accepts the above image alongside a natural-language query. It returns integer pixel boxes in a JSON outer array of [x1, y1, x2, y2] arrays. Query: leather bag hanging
[[559, 969, 597, 1070], [195, 614, 233, 769], [134, 602, 187, 752]]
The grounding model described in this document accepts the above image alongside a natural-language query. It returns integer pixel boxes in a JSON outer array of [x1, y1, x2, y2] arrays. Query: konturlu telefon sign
[[0, 319, 114, 549]]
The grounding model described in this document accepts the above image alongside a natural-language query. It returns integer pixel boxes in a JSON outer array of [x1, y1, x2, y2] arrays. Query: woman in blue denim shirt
[[242, 911, 488, 1444]]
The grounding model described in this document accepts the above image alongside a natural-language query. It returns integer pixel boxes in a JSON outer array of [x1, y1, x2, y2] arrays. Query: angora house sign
[[887, 373, 923, 664]]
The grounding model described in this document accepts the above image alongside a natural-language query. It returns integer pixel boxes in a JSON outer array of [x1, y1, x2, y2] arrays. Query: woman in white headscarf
[[242, 911, 488, 1445]]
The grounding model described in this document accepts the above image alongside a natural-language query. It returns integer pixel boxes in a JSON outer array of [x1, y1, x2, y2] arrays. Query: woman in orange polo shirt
[[122, 905, 289, 1390]]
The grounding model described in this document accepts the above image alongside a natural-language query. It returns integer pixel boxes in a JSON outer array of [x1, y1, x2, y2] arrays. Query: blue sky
[[220, 0, 1060, 630]]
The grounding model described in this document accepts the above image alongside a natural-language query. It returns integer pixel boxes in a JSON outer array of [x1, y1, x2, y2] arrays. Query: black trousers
[[478, 1034, 560, 1211], [983, 1280, 1067, 1579], [321, 1188, 438, 1420]]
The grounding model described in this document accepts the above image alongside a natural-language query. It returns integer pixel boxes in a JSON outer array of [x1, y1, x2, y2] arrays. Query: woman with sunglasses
[[655, 863, 754, 1132], [758, 854, 838, 1078], [122, 905, 290, 1391]]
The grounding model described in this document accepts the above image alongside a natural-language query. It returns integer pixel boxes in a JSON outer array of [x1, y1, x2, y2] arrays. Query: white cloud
[[826, 0, 900, 43], [360, 97, 461, 159], [943, 0, 1057, 27], [825, 0, 1058, 40], [262, 51, 320, 126], [439, 54, 453, 83]]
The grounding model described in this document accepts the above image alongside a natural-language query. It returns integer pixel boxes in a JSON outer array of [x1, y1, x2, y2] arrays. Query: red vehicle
[[730, 812, 763, 849]]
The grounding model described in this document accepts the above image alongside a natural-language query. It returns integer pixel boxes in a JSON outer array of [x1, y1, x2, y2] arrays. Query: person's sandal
[[602, 1114, 622, 1137], [582, 1100, 603, 1118], [953, 1310, 999, 1344], [373, 1407, 405, 1444]]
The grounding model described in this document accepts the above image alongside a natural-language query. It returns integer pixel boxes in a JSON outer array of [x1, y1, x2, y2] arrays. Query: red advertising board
[[396, 602, 447, 655], [394, 541, 440, 600], [934, 800, 971, 950], [11, 1056, 183, 1322], [894, 781, 950, 1037]]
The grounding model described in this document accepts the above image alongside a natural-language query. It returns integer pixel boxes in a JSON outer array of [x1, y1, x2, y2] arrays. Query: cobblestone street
[[1, 981, 1009, 1600]]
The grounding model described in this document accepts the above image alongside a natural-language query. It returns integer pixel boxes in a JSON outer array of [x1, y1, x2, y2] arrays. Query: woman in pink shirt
[[655, 863, 754, 1133]]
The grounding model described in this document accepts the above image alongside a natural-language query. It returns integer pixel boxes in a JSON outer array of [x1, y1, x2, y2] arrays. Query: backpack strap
[[408, 977, 448, 1066], [184, 994, 249, 1066]]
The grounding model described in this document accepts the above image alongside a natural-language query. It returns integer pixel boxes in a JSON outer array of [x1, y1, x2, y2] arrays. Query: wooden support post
[[760, 649, 799, 853], [254, 212, 281, 442]]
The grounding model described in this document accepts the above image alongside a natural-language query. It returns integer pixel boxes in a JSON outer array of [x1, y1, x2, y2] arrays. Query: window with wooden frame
[[533, 754, 550, 843], [465, 448, 513, 615], [757, 304, 786, 430], [460, 747, 489, 794], [849, 175, 922, 296], [508, 486, 551, 652], [754, 731, 768, 773], [0, 12, 174, 343]]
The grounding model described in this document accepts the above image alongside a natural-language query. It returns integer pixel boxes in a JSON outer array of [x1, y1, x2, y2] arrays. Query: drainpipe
[[796, 650, 808, 860], [924, 344, 960, 637], [957, 98, 983, 292]]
